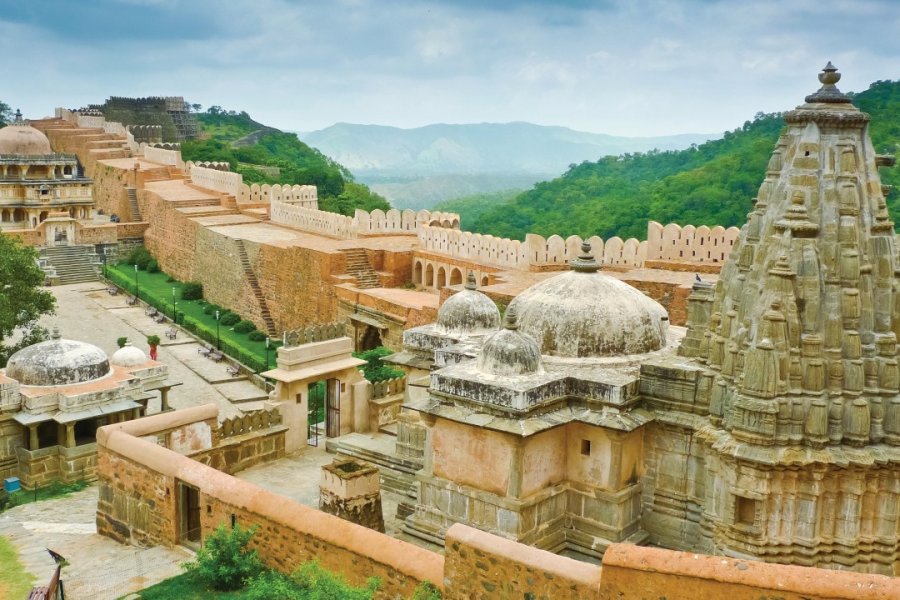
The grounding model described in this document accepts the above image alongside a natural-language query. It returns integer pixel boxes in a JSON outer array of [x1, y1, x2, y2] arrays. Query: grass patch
[[105, 263, 281, 372], [133, 570, 253, 599], [0, 534, 36, 599], [1, 480, 89, 513]]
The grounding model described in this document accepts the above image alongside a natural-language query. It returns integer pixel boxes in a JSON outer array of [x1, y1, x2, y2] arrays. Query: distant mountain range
[[298, 122, 717, 209]]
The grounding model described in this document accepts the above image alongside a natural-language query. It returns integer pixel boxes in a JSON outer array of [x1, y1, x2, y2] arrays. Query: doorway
[[177, 481, 201, 547], [326, 378, 341, 438], [360, 325, 382, 351]]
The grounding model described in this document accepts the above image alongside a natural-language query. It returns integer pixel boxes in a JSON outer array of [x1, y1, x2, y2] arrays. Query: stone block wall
[[0, 414, 21, 480], [92, 162, 133, 218]]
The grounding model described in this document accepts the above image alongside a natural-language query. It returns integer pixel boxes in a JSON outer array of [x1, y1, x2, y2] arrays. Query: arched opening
[[1, 209, 9, 223], [360, 325, 383, 351], [13, 208, 24, 223], [69, 207, 76, 217], [413, 261, 423, 285], [63, 165, 73, 176], [481, 275, 489, 287], [436, 267, 446, 289], [425, 264, 434, 287], [39, 211, 48, 223], [441, 220, 451, 228], [449, 268, 462, 286]]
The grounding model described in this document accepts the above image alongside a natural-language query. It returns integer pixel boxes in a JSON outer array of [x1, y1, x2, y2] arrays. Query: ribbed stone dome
[[0, 120, 52, 155], [6, 330, 111, 386], [509, 242, 669, 358], [478, 306, 542, 376], [436, 272, 501, 335], [110, 343, 148, 367]]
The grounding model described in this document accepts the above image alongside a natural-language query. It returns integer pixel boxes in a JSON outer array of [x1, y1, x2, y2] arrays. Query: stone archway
[[360, 325, 383, 351], [425, 264, 434, 288], [436, 267, 446, 289], [481, 275, 489, 287], [449, 268, 462, 286], [413, 261, 423, 285]]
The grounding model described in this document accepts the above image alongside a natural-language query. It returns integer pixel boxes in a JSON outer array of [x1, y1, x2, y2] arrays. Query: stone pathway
[[0, 487, 192, 599]]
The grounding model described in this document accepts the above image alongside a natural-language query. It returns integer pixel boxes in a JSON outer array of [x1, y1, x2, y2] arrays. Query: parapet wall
[[95, 405, 900, 600]]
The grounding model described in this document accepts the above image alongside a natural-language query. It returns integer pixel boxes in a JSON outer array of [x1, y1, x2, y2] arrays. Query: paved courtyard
[[2, 281, 410, 597]]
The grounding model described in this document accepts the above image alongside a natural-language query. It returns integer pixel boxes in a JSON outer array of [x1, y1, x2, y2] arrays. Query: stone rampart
[[646, 220, 740, 264], [354, 208, 459, 235], [270, 199, 356, 239], [141, 144, 183, 169], [188, 163, 242, 198], [241, 183, 317, 208]]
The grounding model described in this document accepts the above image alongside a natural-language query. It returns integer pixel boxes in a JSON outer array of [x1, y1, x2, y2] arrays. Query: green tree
[[0, 234, 56, 365], [0, 101, 12, 126]]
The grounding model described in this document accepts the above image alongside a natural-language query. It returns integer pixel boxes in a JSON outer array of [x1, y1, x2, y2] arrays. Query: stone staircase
[[126, 187, 142, 221], [234, 239, 278, 338], [342, 248, 381, 289], [39, 245, 99, 285]]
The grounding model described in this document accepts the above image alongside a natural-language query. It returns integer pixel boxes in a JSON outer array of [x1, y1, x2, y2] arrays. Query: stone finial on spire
[[805, 62, 851, 103], [51, 326, 61, 339], [13, 109, 23, 125], [570, 240, 601, 273], [503, 304, 519, 330], [465, 270, 477, 290]]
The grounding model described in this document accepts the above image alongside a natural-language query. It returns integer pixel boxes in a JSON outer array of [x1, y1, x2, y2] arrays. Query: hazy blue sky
[[2, 0, 898, 136]]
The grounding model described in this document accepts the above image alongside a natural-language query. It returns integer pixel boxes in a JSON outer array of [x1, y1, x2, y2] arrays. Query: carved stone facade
[[641, 64, 900, 574]]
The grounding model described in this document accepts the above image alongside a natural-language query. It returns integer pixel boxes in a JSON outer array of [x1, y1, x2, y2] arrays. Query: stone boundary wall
[[95, 405, 444, 598], [417, 226, 647, 271], [241, 183, 317, 209], [95, 406, 899, 600], [55, 108, 139, 154], [646, 220, 741, 264], [142, 144, 183, 169], [187, 163, 243, 198], [270, 199, 356, 239], [354, 208, 460, 235]]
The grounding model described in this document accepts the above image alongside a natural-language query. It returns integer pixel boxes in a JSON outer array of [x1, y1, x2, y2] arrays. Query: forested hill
[[181, 109, 390, 216], [462, 79, 900, 241]]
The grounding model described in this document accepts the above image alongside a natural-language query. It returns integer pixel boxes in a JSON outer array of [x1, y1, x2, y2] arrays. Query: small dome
[[478, 306, 542, 376], [6, 329, 110, 386], [110, 343, 148, 367], [510, 242, 669, 358], [0, 112, 52, 155], [436, 272, 501, 335]]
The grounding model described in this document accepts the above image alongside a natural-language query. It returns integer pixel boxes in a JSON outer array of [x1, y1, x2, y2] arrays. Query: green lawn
[[1, 480, 88, 513], [131, 571, 253, 600], [0, 535, 36, 599], [105, 263, 280, 372]]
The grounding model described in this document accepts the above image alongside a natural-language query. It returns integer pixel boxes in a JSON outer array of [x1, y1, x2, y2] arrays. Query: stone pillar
[[159, 386, 171, 412], [28, 425, 38, 450], [319, 459, 385, 533], [65, 423, 75, 448]]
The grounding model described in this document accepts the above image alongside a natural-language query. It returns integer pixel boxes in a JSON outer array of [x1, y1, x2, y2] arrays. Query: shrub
[[411, 581, 443, 600], [248, 331, 267, 342], [146, 335, 161, 347], [246, 561, 379, 600], [203, 303, 222, 315], [182, 281, 203, 300], [116, 336, 129, 348], [166, 275, 175, 283], [234, 320, 256, 334], [182, 523, 263, 591], [220, 312, 241, 326], [146, 259, 159, 273], [353, 346, 404, 382], [126, 246, 152, 269]]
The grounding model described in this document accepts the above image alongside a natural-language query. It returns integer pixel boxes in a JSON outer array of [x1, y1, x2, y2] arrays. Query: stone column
[[65, 423, 75, 448], [28, 425, 38, 450], [159, 386, 171, 412]]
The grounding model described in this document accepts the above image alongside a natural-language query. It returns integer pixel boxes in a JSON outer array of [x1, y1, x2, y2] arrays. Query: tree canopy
[[464, 79, 900, 241], [0, 100, 13, 126], [0, 234, 56, 365]]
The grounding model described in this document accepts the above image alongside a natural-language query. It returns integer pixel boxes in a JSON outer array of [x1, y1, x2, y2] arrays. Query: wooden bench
[[106, 286, 118, 296], [145, 306, 158, 317], [226, 363, 241, 376], [197, 346, 212, 357], [165, 328, 177, 340], [208, 350, 225, 362], [126, 296, 138, 306], [152, 313, 166, 323]]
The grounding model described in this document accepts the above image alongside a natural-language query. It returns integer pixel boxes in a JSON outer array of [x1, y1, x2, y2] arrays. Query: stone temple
[[386, 64, 900, 574]]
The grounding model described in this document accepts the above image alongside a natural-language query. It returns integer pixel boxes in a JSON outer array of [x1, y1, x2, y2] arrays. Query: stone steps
[[126, 187, 142, 222], [40, 245, 99, 285], [341, 249, 381, 289], [234, 239, 278, 338]]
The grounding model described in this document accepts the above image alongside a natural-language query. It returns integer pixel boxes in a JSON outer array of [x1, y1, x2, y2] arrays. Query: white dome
[[6, 330, 110, 386], [0, 117, 52, 155], [509, 242, 669, 358], [477, 306, 542, 376], [436, 272, 501, 335], [111, 343, 148, 367]]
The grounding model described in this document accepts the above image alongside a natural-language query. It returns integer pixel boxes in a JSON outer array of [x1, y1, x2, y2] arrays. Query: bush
[[203, 303, 222, 315], [126, 246, 153, 269], [146, 335, 161, 347], [220, 312, 241, 326], [411, 581, 442, 600], [248, 331, 267, 342], [353, 346, 404, 382], [146, 259, 159, 273], [234, 320, 256, 334], [245, 560, 379, 600], [183, 523, 263, 591], [182, 281, 203, 300], [117, 336, 129, 348]]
